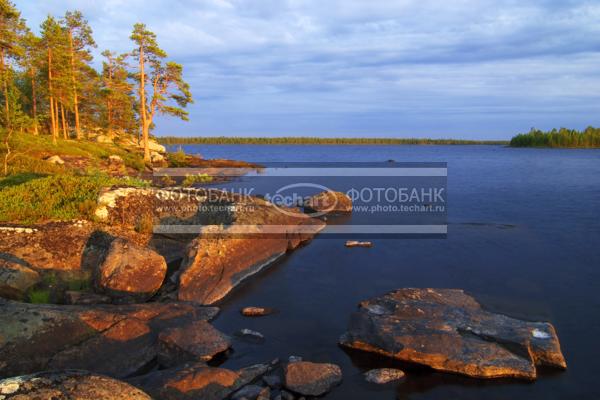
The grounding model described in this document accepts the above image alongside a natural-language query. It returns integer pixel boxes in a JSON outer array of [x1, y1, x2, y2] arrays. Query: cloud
[[17, 0, 600, 138]]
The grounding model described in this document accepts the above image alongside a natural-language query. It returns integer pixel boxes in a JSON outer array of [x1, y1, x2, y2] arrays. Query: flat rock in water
[[241, 306, 276, 317], [284, 361, 342, 396], [235, 328, 266, 343], [0, 299, 218, 379], [128, 362, 269, 400], [304, 191, 352, 215], [178, 208, 325, 305], [364, 368, 405, 384], [158, 320, 231, 367], [0, 370, 151, 399], [339, 288, 567, 380]]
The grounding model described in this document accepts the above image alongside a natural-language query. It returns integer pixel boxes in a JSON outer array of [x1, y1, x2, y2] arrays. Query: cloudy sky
[[17, 0, 600, 139]]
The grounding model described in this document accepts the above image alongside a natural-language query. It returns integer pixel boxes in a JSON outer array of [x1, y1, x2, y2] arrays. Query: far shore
[[159, 137, 509, 146]]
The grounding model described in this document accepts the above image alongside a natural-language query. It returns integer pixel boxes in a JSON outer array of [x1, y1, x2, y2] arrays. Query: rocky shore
[[0, 149, 568, 399]]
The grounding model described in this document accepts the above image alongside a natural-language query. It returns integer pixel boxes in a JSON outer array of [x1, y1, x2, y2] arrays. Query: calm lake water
[[169, 144, 600, 399]]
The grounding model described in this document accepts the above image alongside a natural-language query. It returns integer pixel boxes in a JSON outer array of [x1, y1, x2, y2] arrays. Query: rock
[[151, 151, 165, 163], [108, 154, 123, 164], [45, 155, 65, 165], [0, 370, 150, 399], [280, 390, 295, 400], [262, 374, 282, 389], [231, 384, 264, 400], [284, 361, 342, 396], [0, 259, 40, 300], [235, 329, 265, 343], [339, 288, 567, 380], [64, 290, 112, 305], [345, 240, 372, 248], [257, 386, 270, 400], [364, 368, 405, 384], [178, 206, 325, 305], [241, 306, 276, 317], [96, 134, 114, 143], [304, 190, 352, 215], [128, 362, 269, 400], [158, 320, 230, 367], [143, 138, 166, 154], [96, 238, 167, 300], [288, 355, 302, 363], [0, 299, 219, 378], [0, 222, 95, 272]]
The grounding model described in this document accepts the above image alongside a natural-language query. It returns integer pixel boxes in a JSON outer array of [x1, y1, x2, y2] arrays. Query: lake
[[168, 144, 600, 399]]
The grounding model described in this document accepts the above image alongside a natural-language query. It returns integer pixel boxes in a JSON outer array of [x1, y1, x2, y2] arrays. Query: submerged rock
[[158, 320, 231, 367], [0, 259, 40, 300], [235, 328, 266, 343], [304, 190, 352, 215], [128, 362, 269, 400], [284, 361, 342, 396], [364, 368, 405, 384], [0, 299, 219, 379], [96, 238, 167, 301], [339, 288, 567, 380], [0, 370, 151, 399]]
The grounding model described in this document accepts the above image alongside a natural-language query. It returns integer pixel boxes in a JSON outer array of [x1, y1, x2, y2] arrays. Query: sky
[[16, 0, 600, 139]]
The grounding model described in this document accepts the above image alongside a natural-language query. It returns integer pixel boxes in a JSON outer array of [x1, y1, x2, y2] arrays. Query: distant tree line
[[510, 127, 600, 148], [159, 136, 509, 145], [0, 0, 192, 161]]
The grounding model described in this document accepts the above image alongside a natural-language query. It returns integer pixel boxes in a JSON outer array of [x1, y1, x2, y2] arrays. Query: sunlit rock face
[[340, 288, 567, 380]]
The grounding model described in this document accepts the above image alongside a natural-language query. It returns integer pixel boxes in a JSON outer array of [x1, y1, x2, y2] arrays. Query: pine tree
[[62, 10, 95, 139], [130, 23, 192, 162], [0, 0, 26, 131], [101, 50, 136, 138], [40, 16, 69, 143]]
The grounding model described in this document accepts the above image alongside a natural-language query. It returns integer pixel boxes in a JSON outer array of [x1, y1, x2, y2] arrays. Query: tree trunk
[[61, 103, 67, 139], [138, 45, 150, 162], [68, 30, 82, 140], [48, 48, 57, 143], [1, 48, 9, 126], [31, 73, 38, 135]]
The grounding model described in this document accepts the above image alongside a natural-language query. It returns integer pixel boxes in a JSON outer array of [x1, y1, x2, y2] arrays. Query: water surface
[[170, 144, 600, 399]]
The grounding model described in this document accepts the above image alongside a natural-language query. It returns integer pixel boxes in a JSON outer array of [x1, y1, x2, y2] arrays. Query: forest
[[0, 0, 192, 166], [510, 127, 600, 148], [159, 136, 508, 145]]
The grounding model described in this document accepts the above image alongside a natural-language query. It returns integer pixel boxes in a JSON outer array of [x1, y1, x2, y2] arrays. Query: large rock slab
[[304, 190, 352, 215], [128, 362, 269, 400], [0, 299, 219, 379], [284, 361, 342, 396], [96, 238, 167, 300], [158, 320, 231, 367], [0, 370, 151, 399], [177, 200, 325, 305], [0, 259, 40, 300], [340, 288, 567, 380]]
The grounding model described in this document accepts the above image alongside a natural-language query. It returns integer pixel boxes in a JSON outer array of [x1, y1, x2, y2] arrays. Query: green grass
[[27, 288, 51, 304], [0, 172, 149, 223], [4, 134, 147, 173], [159, 136, 509, 145]]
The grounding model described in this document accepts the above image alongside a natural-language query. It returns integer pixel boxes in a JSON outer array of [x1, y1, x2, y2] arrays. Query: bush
[[167, 148, 189, 167], [182, 173, 212, 187]]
